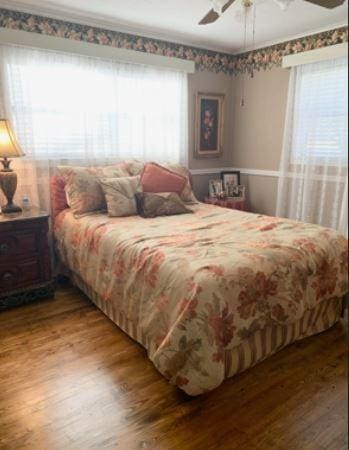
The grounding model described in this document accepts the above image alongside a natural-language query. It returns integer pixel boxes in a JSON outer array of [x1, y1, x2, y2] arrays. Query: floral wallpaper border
[[0, 8, 347, 76], [235, 26, 348, 75]]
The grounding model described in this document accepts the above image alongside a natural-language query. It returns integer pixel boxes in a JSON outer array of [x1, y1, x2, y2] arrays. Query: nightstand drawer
[[0, 209, 54, 307], [0, 259, 41, 292], [0, 233, 37, 259]]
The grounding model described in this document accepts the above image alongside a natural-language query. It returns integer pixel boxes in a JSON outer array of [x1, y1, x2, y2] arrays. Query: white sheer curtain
[[276, 57, 348, 236], [0, 44, 188, 211]]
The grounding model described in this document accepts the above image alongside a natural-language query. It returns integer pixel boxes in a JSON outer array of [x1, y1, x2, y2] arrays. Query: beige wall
[[231, 67, 290, 171], [230, 67, 290, 215], [191, 174, 213, 202], [240, 174, 279, 217], [189, 67, 291, 215]]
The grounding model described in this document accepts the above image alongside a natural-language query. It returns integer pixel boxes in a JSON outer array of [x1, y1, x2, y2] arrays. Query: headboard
[[50, 175, 69, 220]]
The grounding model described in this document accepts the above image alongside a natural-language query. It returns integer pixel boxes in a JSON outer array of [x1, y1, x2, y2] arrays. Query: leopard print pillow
[[135, 192, 193, 218]]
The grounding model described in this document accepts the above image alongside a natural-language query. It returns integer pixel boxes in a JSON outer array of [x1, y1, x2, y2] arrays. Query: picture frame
[[221, 171, 241, 191], [209, 179, 223, 198], [227, 185, 246, 200], [195, 93, 225, 159]]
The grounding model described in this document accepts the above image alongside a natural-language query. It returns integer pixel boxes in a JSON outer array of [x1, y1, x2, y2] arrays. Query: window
[[277, 56, 348, 235], [291, 57, 348, 165], [0, 45, 188, 164]]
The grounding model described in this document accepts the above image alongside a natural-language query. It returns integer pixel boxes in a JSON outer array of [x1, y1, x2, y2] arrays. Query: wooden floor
[[0, 287, 348, 450]]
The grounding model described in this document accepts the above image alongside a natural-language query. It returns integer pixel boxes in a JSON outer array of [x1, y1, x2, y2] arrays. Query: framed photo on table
[[221, 171, 241, 191], [209, 179, 223, 198], [195, 93, 225, 159], [227, 185, 246, 200]]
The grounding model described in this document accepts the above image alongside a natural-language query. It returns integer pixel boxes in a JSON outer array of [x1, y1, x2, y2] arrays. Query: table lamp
[[0, 119, 25, 214]]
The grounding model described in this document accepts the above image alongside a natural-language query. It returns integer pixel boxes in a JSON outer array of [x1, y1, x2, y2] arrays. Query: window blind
[[291, 57, 348, 165], [0, 44, 188, 164]]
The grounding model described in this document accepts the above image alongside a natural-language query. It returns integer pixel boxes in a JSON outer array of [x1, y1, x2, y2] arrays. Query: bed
[[51, 177, 348, 396]]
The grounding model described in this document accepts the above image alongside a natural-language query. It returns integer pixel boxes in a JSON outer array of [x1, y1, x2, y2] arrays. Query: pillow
[[164, 163, 198, 204], [100, 176, 140, 217], [124, 159, 145, 176], [135, 192, 193, 218], [58, 164, 129, 216], [140, 162, 187, 195], [50, 176, 68, 220]]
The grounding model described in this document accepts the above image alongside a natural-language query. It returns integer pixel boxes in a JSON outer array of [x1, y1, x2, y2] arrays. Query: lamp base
[[0, 169, 22, 215], [1, 203, 22, 214]]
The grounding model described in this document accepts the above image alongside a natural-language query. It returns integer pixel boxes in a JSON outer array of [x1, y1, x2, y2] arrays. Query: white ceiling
[[1, 0, 348, 53]]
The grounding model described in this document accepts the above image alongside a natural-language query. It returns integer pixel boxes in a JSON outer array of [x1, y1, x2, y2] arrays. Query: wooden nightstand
[[0, 208, 54, 309], [204, 197, 248, 211]]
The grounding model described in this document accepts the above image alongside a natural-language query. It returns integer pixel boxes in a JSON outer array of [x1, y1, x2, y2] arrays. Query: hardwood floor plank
[[0, 287, 347, 450]]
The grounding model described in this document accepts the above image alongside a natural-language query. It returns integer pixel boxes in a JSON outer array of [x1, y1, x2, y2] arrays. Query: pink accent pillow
[[140, 163, 187, 195], [50, 176, 68, 220]]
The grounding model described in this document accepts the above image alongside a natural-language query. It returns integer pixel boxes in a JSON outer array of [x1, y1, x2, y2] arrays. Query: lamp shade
[[0, 119, 25, 158]]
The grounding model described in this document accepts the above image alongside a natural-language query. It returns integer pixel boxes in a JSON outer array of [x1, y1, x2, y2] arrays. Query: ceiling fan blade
[[303, 0, 346, 8], [199, 0, 237, 25], [222, 0, 238, 13], [199, 9, 220, 25]]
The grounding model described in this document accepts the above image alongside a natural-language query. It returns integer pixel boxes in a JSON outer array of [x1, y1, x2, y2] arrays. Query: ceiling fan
[[199, 0, 346, 25]]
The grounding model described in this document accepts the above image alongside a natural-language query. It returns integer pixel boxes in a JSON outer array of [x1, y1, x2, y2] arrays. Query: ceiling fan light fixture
[[211, 0, 227, 15], [274, 0, 294, 10]]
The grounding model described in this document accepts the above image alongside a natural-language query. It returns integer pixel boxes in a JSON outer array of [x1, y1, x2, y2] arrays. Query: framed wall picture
[[221, 171, 241, 191], [195, 93, 225, 159]]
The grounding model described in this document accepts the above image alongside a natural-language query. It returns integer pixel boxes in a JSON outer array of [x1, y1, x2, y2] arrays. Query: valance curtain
[[276, 57, 348, 236], [0, 44, 188, 211]]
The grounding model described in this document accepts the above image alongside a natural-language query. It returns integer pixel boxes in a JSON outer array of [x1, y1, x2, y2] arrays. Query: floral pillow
[[135, 192, 193, 218], [123, 159, 145, 176], [163, 163, 198, 204], [100, 176, 140, 217], [58, 165, 129, 216]]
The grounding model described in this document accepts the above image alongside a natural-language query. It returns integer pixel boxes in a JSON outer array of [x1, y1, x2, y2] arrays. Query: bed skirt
[[70, 271, 343, 385]]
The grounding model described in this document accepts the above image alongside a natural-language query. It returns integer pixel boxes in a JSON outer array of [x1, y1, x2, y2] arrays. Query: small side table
[[0, 207, 54, 309], [204, 197, 248, 212]]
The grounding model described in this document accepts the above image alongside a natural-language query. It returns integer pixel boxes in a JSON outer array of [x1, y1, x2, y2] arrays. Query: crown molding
[[0, 4, 346, 76], [235, 20, 349, 54], [1, 0, 347, 56], [0, 0, 235, 54], [0, 28, 196, 73]]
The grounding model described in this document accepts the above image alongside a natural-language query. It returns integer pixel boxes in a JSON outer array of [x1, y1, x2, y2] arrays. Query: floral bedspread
[[54, 204, 348, 395]]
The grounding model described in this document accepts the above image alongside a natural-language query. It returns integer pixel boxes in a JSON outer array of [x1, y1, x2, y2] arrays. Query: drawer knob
[[0, 243, 10, 254]]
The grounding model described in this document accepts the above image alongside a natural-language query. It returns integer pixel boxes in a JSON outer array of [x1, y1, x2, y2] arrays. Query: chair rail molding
[[190, 168, 280, 178], [190, 168, 348, 183]]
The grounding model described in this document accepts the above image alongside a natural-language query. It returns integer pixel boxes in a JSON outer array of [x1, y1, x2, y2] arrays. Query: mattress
[[54, 203, 348, 395]]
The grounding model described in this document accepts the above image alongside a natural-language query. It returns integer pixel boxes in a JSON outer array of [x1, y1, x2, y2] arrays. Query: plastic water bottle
[[22, 196, 31, 211]]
